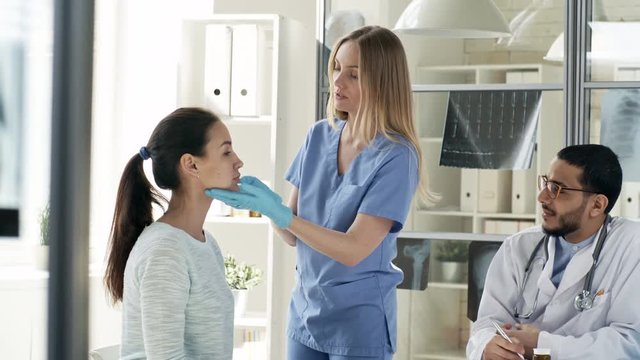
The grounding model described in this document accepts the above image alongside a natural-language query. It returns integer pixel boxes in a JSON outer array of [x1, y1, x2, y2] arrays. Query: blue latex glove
[[205, 176, 293, 228]]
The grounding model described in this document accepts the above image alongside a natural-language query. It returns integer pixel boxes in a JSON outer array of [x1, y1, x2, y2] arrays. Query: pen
[[490, 320, 525, 360]]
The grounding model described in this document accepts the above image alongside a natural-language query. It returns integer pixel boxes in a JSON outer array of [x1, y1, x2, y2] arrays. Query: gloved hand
[[205, 176, 293, 228]]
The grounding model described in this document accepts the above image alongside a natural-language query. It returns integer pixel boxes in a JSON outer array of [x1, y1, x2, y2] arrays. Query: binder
[[495, 220, 519, 235], [483, 220, 522, 235], [230, 24, 259, 116], [511, 157, 537, 214], [505, 71, 524, 84], [506, 70, 540, 84], [522, 71, 540, 83], [203, 25, 232, 115], [483, 220, 497, 234], [621, 181, 640, 218], [517, 220, 535, 231], [460, 169, 477, 212], [477, 170, 512, 213]]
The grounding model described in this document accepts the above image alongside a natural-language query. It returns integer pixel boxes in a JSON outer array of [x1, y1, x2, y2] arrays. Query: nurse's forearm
[[274, 225, 296, 246], [275, 188, 298, 247], [285, 214, 390, 267]]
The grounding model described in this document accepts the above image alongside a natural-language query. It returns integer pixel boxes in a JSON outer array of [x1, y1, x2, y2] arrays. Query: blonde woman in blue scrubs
[[208, 26, 426, 360]]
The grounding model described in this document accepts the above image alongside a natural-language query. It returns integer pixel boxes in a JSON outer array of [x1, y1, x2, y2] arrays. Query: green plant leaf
[[435, 240, 468, 262], [38, 203, 50, 246], [224, 254, 263, 290]]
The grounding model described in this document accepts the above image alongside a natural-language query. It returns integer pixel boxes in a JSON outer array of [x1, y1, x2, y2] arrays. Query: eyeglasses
[[537, 175, 598, 199]]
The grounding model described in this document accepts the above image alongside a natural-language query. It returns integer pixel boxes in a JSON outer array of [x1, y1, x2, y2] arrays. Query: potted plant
[[34, 203, 50, 270], [435, 240, 469, 283], [224, 254, 263, 317]]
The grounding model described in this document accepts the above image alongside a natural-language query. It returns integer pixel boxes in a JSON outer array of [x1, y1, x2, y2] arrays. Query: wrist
[[274, 204, 293, 228]]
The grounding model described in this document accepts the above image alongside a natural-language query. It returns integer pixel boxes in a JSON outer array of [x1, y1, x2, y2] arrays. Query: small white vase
[[440, 261, 465, 283], [232, 289, 248, 318], [32, 245, 49, 271]]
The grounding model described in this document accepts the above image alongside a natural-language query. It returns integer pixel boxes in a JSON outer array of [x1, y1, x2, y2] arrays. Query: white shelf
[[429, 282, 467, 290], [475, 212, 536, 220], [419, 63, 541, 72], [416, 210, 536, 220], [399, 231, 507, 242], [420, 137, 443, 143], [413, 348, 466, 360], [235, 312, 267, 328], [416, 210, 474, 217]]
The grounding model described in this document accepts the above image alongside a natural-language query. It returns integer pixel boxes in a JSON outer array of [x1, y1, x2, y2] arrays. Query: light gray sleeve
[[137, 247, 190, 360]]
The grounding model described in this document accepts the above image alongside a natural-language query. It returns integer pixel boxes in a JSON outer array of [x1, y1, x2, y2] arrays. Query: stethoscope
[[513, 215, 611, 319]]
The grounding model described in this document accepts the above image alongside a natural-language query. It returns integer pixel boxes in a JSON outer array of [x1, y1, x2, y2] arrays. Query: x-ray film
[[600, 89, 640, 181], [440, 90, 542, 170], [394, 237, 430, 290]]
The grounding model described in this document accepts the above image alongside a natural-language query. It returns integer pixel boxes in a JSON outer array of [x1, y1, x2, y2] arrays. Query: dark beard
[[541, 201, 586, 237], [542, 222, 580, 237]]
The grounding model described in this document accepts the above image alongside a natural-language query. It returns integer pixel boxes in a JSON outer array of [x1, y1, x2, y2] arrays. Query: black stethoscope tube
[[515, 215, 611, 317]]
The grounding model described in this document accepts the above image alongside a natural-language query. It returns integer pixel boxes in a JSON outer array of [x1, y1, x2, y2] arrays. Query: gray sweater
[[120, 222, 233, 359]]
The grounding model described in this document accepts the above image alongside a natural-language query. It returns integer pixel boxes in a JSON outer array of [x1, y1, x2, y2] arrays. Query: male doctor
[[467, 144, 640, 360]]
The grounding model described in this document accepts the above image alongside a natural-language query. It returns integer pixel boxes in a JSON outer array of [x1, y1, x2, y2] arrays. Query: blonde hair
[[326, 26, 432, 202]]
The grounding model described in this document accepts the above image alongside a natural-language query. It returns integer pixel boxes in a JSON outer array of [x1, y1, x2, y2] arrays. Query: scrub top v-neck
[[285, 119, 419, 357]]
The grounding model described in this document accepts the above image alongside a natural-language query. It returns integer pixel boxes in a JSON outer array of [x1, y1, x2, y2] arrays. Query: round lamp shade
[[394, 0, 511, 38]]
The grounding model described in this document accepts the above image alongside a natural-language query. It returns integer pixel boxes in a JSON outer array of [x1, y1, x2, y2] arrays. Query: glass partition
[[587, 1, 640, 82], [588, 89, 640, 219], [317, 0, 566, 119]]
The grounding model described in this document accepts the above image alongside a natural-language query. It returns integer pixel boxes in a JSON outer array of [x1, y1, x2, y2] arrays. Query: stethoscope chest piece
[[574, 290, 594, 311]]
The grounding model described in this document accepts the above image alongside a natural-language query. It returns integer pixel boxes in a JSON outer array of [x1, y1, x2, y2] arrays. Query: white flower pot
[[440, 261, 465, 283], [32, 245, 49, 271], [232, 289, 248, 318]]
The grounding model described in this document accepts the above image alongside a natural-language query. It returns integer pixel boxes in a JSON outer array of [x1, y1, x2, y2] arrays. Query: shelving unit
[[410, 63, 564, 234], [178, 14, 280, 360], [398, 63, 564, 360]]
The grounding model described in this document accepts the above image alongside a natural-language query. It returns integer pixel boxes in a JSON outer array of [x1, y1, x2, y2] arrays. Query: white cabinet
[[397, 64, 564, 360], [178, 14, 281, 360]]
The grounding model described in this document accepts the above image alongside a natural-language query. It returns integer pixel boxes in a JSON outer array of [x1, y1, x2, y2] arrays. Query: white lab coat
[[467, 217, 640, 360]]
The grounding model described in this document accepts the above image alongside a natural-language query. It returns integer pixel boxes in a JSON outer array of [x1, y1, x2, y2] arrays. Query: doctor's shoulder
[[608, 217, 640, 252], [611, 216, 640, 235], [504, 225, 543, 242], [501, 226, 544, 256]]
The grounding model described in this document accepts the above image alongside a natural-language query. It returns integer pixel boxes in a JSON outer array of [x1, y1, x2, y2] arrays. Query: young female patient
[[105, 107, 243, 359]]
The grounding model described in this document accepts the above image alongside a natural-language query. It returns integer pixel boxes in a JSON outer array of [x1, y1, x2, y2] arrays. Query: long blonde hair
[[327, 25, 432, 202]]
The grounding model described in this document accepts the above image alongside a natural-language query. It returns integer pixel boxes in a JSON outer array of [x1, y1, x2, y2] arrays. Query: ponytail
[[104, 154, 167, 303]]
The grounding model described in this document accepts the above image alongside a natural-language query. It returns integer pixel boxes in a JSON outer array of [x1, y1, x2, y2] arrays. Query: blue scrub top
[[284, 119, 419, 356]]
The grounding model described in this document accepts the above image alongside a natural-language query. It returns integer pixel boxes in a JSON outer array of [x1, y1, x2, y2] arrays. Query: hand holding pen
[[492, 320, 526, 359], [481, 320, 526, 360], [505, 322, 541, 359]]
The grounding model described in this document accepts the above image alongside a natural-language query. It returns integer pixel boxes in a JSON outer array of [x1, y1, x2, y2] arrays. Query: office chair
[[467, 241, 502, 321], [88, 344, 120, 360]]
